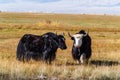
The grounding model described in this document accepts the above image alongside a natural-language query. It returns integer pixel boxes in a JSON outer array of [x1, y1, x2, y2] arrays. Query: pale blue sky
[[0, 0, 120, 15]]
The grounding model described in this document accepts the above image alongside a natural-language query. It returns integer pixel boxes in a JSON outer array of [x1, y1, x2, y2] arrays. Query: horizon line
[[0, 11, 120, 16]]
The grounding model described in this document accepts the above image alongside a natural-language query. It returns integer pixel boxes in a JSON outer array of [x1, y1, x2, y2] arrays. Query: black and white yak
[[68, 30, 92, 64]]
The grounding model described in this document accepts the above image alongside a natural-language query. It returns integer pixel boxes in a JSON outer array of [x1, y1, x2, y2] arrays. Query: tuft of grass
[[38, 20, 62, 27]]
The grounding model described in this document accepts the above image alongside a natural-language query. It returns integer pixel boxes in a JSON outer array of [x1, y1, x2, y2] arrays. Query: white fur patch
[[73, 34, 83, 47], [80, 53, 87, 64]]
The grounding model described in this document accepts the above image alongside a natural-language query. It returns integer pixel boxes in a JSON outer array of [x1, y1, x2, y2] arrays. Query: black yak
[[16, 32, 67, 64]]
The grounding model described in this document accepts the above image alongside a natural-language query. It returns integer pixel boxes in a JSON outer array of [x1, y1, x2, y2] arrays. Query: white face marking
[[73, 34, 83, 47]]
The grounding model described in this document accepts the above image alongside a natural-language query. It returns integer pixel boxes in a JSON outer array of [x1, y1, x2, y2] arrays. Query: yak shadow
[[56, 60, 120, 66], [90, 60, 119, 66]]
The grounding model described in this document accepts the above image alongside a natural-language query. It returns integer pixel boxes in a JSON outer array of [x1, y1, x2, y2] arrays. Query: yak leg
[[48, 53, 51, 64], [21, 55, 25, 63], [48, 53, 54, 65], [16, 53, 23, 61], [43, 50, 49, 64], [43, 48, 52, 64], [80, 53, 87, 64], [25, 51, 32, 62], [76, 60, 81, 64]]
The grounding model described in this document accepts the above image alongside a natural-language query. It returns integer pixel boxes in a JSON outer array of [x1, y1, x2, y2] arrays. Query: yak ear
[[71, 37, 74, 40]]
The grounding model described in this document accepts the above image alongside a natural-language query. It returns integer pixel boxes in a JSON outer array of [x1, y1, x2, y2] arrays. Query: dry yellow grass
[[0, 12, 120, 80]]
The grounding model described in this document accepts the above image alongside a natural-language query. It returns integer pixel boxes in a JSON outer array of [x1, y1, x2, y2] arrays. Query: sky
[[0, 0, 120, 15]]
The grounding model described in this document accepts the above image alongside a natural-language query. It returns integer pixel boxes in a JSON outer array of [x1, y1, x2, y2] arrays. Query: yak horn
[[68, 32, 72, 37], [62, 32, 65, 36], [83, 32, 88, 36]]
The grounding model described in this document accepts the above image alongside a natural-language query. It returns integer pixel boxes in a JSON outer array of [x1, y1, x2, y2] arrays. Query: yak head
[[68, 30, 88, 48], [42, 32, 67, 50], [57, 33, 67, 50]]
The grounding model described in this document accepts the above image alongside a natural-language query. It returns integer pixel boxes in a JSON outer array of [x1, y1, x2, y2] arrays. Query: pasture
[[0, 12, 120, 80]]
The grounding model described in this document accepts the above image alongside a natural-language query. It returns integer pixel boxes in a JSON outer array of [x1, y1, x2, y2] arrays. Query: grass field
[[0, 12, 120, 80]]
